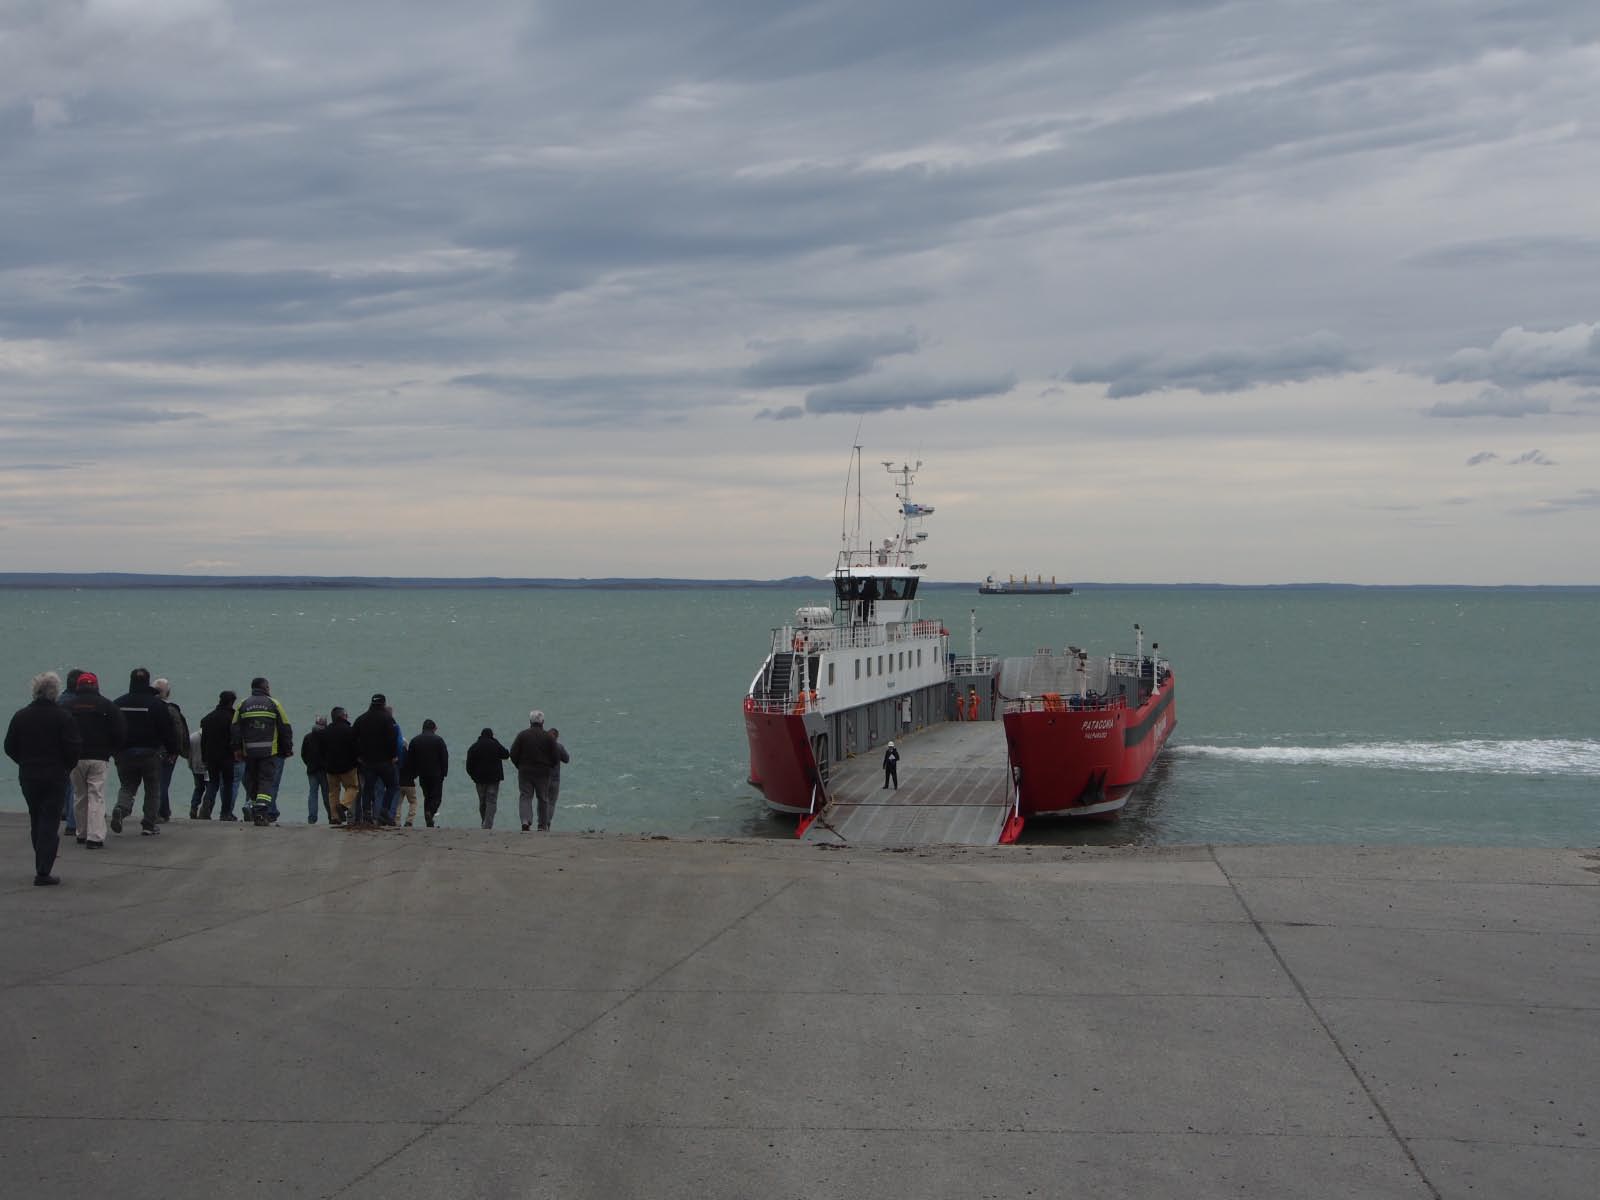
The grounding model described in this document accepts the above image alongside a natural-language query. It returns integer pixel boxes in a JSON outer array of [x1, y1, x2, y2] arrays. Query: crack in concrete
[[326, 876, 803, 1198], [1210, 844, 1444, 1200]]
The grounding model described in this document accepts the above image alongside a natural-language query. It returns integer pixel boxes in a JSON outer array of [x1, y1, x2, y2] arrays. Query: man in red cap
[[62, 670, 125, 848]]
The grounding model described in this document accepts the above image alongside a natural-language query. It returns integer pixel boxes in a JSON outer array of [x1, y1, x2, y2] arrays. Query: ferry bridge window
[[866, 658, 871, 677], [917, 649, 922, 666], [828, 663, 835, 686], [878, 654, 884, 673], [855, 659, 861, 680]]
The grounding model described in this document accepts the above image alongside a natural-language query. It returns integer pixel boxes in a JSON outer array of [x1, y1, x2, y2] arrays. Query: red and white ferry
[[744, 454, 1176, 831], [744, 455, 950, 816]]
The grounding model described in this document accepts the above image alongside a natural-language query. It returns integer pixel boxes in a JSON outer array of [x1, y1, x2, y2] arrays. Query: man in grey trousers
[[508, 710, 557, 832]]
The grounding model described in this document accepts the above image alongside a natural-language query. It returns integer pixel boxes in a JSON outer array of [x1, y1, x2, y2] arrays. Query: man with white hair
[[5, 672, 82, 885], [508, 709, 559, 832], [153, 678, 190, 823]]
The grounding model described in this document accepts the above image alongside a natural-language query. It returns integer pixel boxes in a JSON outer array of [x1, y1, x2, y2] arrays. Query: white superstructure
[[747, 457, 948, 720]]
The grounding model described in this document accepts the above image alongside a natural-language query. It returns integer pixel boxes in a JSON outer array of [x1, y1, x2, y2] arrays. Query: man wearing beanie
[[351, 693, 398, 827]]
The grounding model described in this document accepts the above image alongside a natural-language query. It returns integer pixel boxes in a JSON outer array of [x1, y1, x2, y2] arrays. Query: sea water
[[1, 586, 1596, 846]]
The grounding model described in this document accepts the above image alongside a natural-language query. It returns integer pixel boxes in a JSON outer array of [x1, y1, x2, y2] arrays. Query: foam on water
[[1173, 739, 1600, 777]]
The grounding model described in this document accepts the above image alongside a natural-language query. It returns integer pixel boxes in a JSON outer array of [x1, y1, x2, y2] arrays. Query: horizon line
[[0, 572, 1595, 591]]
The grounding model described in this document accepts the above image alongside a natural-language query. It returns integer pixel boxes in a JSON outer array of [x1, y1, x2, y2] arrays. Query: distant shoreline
[[1, 573, 1594, 592]]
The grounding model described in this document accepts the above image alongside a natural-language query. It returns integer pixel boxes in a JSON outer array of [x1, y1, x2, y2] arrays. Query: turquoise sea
[[2, 586, 1596, 846]]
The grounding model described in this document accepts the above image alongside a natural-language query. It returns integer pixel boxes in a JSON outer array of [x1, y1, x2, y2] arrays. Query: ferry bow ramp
[[800, 722, 1014, 847]]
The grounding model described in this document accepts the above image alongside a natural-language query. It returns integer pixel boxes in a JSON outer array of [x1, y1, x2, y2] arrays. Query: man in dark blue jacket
[[111, 667, 180, 836], [6, 671, 81, 884]]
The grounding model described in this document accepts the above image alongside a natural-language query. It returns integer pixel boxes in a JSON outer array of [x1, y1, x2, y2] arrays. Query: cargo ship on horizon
[[979, 573, 1073, 595]]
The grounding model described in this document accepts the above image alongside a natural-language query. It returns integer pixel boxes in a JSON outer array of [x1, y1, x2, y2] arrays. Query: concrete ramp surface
[[3, 819, 1598, 1199]]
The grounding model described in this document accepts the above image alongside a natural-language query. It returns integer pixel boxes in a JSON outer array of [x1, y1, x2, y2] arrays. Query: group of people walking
[[5, 667, 572, 887]]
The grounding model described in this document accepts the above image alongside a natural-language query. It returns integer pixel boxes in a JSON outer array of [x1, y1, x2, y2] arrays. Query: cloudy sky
[[3, 0, 1599, 584]]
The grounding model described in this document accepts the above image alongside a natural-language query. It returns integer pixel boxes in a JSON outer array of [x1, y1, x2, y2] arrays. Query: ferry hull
[[744, 704, 823, 816], [1003, 678, 1176, 819]]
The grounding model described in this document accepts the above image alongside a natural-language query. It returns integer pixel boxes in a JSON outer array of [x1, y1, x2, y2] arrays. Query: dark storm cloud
[[754, 405, 805, 421], [1425, 389, 1550, 419], [804, 371, 1016, 414], [1464, 447, 1558, 466], [740, 330, 919, 388], [1435, 323, 1600, 389], [1066, 333, 1357, 398]]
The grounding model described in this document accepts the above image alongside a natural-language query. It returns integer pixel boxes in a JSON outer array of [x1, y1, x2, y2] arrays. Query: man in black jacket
[[321, 707, 359, 825], [197, 691, 238, 820], [5, 671, 81, 885], [465, 728, 509, 829], [509, 710, 559, 832], [300, 716, 329, 824], [351, 694, 398, 827], [62, 669, 125, 848], [111, 667, 180, 836], [407, 719, 449, 827]]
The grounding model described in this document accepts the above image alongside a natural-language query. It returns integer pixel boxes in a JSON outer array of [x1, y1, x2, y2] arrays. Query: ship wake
[[1172, 738, 1600, 777]]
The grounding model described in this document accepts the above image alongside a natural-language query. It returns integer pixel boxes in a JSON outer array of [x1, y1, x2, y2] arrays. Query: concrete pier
[[1, 815, 1596, 1199]]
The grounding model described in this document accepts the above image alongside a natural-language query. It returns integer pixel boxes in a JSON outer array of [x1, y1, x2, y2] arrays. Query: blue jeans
[[358, 763, 396, 824], [306, 768, 328, 822], [201, 761, 237, 817], [159, 756, 176, 819]]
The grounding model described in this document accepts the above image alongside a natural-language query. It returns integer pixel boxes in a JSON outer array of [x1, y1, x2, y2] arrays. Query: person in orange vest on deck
[[967, 687, 980, 721]]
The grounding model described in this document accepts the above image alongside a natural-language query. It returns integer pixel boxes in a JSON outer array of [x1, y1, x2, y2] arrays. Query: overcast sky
[[3, 0, 1599, 584]]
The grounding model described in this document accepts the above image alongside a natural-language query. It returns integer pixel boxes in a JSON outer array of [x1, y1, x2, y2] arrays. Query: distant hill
[[0, 572, 830, 590], [0, 573, 1589, 591]]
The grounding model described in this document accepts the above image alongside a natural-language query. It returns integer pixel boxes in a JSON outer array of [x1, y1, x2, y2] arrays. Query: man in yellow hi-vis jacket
[[231, 677, 293, 826]]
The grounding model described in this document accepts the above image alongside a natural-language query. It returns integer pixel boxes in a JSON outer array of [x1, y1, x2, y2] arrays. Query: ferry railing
[[768, 618, 949, 655], [949, 655, 998, 676], [1107, 653, 1172, 676], [1002, 693, 1127, 715], [743, 692, 820, 716]]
